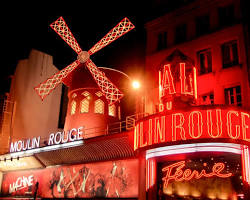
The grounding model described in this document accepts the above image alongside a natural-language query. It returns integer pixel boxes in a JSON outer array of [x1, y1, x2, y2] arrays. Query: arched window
[[94, 99, 104, 114], [71, 100, 76, 115], [95, 91, 103, 97], [108, 104, 116, 117], [80, 98, 89, 113], [82, 91, 90, 97]]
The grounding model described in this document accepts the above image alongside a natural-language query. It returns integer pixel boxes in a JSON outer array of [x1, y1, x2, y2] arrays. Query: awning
[[36, 132, 135, 166]]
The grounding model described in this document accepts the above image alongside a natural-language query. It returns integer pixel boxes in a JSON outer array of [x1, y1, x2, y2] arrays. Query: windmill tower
[[34, 17, 135, 138]]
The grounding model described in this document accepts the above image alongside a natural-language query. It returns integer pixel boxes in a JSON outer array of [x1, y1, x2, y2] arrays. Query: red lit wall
[[144, 0, 250, 114]]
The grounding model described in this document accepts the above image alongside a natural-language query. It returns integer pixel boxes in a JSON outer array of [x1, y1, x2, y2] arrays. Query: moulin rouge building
[[0, 0, 250, 199]]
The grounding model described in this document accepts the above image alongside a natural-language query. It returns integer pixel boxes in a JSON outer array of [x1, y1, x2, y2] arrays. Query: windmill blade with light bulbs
[[34, 16, 135, 105]]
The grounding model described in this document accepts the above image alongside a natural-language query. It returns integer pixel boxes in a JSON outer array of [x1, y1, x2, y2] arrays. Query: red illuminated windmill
[[34, 16, 135, 105]]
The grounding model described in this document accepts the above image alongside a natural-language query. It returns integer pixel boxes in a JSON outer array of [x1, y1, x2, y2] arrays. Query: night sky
[[1, 1, 188, 93], [1, 1, 151, 92]]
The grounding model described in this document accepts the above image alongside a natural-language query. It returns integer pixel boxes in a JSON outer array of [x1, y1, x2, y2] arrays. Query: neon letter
[[180, 63, 194, 95], [227, 111, 240, 139], [154, 116, 166, 143], [172, 113, 186, 141], [241, 112, 250, 141], [162, 64, 176, 96], [48, 133, 55, 145], [134, 124, 139, 150], [189, 111, 203, 139], [140, 122, 147, 147], [207, 109, 222, 138], [148, 119, 153, 145]]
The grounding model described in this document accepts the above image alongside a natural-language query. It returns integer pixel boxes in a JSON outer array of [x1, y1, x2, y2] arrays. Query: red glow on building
[[146, 159, 156, 191], [242, 145, 250, 184], [134, 108, 250, 151]]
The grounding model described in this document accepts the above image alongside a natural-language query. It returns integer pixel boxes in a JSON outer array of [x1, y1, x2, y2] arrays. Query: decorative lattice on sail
[[88, 17, 135, 55], [34, 60, 79, 100], [50, 17, 82, 54], [86, 59, 123, 105]]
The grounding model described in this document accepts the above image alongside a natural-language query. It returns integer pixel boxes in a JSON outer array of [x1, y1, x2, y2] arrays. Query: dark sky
[[1, 0, 187, 93], [1, 1, 158, 92]]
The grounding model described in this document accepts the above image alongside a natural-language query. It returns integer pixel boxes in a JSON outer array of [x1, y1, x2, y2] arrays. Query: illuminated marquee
[[134, 108, 250, 150], [10, 127, 84, 153]]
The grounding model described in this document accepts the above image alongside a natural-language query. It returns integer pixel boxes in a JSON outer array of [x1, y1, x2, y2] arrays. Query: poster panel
[[1, 159, 138, 198]]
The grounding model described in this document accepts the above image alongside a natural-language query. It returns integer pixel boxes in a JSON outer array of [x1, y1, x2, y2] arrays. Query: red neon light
[[159, 63, 198, 112], [227, 111, 241, 139], [207, 109, 222, 138], [193, 67, 197, 100], [154, 117, 166, 143], [180, 63, 194, 95], [134, 124, 139, 150], [242, 146, 250, 184], [148, 119, 153, 145], [162, 161, 232, 189], [241, 112, 250, 141], [189, 111, 203, 139], [161, 64, 176, 96], [146, 159, 156, 190], [172, 113, 186, 142], [159, 103, 164, 112], [159, 71, 162, 99], [166, 101, 172, 110], [134, 108, 250, 151], [146, 160, 149, 190], [139, 122, 147, 147]]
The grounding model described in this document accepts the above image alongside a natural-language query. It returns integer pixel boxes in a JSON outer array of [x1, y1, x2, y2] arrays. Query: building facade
[[139, 0, 250, 199], [0, 0, 250, 199], [144, 0, 250, 114]]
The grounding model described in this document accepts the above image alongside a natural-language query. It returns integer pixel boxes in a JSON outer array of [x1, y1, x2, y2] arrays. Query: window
[[197, 49, 212, 74], [199, 93, 214, 105], [71, 100, 77, 115], [224, 85, 242, 106], [94, 99, 104, 114], [157, 32, 167, 50], [175, 24, 187, 44], [82, 91, 90, 97], [95, 91, 103, 97], [80, 98, 89, 113], [196, 15, 210, 36], [218, 4, 235, 27], [221, 40, 239, 68], [108, 104, 116, 117]]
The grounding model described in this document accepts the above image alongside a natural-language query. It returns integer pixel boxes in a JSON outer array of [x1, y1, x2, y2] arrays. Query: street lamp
[[98, 67, 141, 91], [98, 67, 143, 118], [132, 80, 140, 89]]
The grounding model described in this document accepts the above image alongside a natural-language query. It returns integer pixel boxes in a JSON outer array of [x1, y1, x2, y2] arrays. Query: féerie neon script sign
[[162, 161, 232, 188]]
